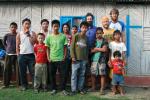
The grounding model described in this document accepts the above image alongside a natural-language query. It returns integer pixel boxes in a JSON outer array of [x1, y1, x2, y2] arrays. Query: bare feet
[[120, 92, 125, 96], [111, 92, 116, 96]]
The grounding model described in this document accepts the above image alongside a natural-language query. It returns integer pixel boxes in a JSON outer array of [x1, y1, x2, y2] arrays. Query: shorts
[[91, 62, 106, 75], [111, 74, 124, 86]]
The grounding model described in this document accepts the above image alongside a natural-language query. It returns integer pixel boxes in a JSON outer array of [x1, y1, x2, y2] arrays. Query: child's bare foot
[[111, 92, 116, 96], [120, 92, 125, 96]]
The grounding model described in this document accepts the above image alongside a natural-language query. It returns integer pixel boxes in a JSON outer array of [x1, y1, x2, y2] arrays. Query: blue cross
[[126, 15, 142, 57]]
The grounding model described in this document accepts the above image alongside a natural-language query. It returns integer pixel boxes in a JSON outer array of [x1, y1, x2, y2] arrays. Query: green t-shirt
[[45, 33, 67, 61], [92, 40, 103, 62]]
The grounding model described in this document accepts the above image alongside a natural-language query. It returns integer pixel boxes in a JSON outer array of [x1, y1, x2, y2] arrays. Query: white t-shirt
[[109, 41, 126, 59], [109, 21, 125, 32], [19, 31, 34, 54]]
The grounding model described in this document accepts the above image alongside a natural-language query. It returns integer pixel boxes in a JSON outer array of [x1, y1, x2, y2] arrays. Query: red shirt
[[34, 43, 48, 63], [111, 59, 125, 75], [65, 34, 72, 46]]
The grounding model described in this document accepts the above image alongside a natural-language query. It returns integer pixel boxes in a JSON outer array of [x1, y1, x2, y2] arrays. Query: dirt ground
[[90, 86, 150, 100]]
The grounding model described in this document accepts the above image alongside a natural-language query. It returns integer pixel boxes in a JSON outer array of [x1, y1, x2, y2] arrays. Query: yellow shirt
[[103, 28, 114, 43]]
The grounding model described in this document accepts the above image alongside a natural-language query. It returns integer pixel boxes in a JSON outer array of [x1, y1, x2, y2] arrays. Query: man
[[109, 8, 125, 42], [45, 20, 68, 96], [16, 18, 36, 91]]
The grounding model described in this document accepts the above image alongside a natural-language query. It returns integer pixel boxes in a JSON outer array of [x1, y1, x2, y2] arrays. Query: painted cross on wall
[[126, 15, 142, 57]]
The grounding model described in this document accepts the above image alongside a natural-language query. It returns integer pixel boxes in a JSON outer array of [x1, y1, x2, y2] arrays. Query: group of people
[[1, 8, 127, 96]]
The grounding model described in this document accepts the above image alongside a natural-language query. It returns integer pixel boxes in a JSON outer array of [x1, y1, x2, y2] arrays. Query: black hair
[[80, 21, 89, 28], [37, 33, 45, 36], [113, 30, 122, 37], [22, 18, 31, 25], [51, 20, 60, 27], [41, 19, 49, 25], [110, 8, 119, 15], [72, 25, 78, 29], [96, 27, 103, 32], [10, 22, 18, 28], [113, 50, 121, 58], [85, 12, 94, 20], [62, 23, 70, 31]]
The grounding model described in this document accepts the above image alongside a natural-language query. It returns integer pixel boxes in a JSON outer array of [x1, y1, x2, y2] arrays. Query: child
[[34, 33, 48, 93], [109, 30, 126, 61], [108, 51, 125, 96], [109, 30, 126, 95], [40, 19, 50, 37], [45, 20, 68, 95], [16, 18, 37, 91], [70, 21, 89, 95], [71, 25, 78, 36], [2, 22, 18, 88], [89, 27, 108, 95]]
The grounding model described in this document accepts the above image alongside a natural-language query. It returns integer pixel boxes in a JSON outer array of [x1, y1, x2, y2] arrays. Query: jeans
[[49, 61, 67, 90], [18, 54, 35, 88], [3, 55, 18, 86], [71, 60, 87, 92]]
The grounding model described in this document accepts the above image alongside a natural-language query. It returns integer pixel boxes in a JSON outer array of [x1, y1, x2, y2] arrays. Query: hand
[[72, 58, 76, 64], [26, 32, 31, 37], [108, 60, 112, 68], [48, 58, 51, 62]]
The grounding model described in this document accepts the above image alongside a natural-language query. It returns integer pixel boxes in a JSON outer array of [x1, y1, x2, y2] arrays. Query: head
[[62, 23, 70, 34], [113, 50, 121, 60], [85, 13, 94, 26], [9, 22, 17, 33], [41, 19, 49, 30], [37, 33, 45, 44], [71, 25, 78, 35], [96, 27, 103, 39], [51, 20, 60, 32], [101, 16, 110, 29], [113, 30, 121, 41], [110, 8, 119, 22], [80, 21, 89, 34], [22, 18, 31, 30]]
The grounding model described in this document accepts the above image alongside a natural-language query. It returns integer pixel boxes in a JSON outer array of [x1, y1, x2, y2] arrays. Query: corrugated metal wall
[[0, 2, 149, 76]]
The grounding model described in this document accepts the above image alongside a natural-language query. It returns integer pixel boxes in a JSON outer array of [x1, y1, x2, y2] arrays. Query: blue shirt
[[86, 26, 97, 49]]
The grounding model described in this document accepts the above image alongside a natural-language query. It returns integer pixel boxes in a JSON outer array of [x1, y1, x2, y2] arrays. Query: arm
[[16, 33, 20, 55], [70, 35, 76, 62], [3, 34, 7, 49], [46, 47, 50, 62], [29, 31, 37, 45], [122, 51, 126, 65], [108, 60, 113, 69], [63, 45, 67, 61]]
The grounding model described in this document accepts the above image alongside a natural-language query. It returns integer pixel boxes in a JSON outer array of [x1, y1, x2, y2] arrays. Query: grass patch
[[0, 87, 130, 100]]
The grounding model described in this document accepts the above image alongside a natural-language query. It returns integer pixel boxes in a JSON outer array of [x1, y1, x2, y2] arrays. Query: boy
[[45, 20, 68, 95], [108, 51, 125, 96], [40, 19, 50, 37], [109, 30, 126, 61], [34, 33, 48, 93], [108, 30, 126, 94], [70, 21, 89, 95], [90, 27, 108, 95], [71, 25, 78, 36], [2, 22, 18, 88], [16, 18, 37, 91]]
